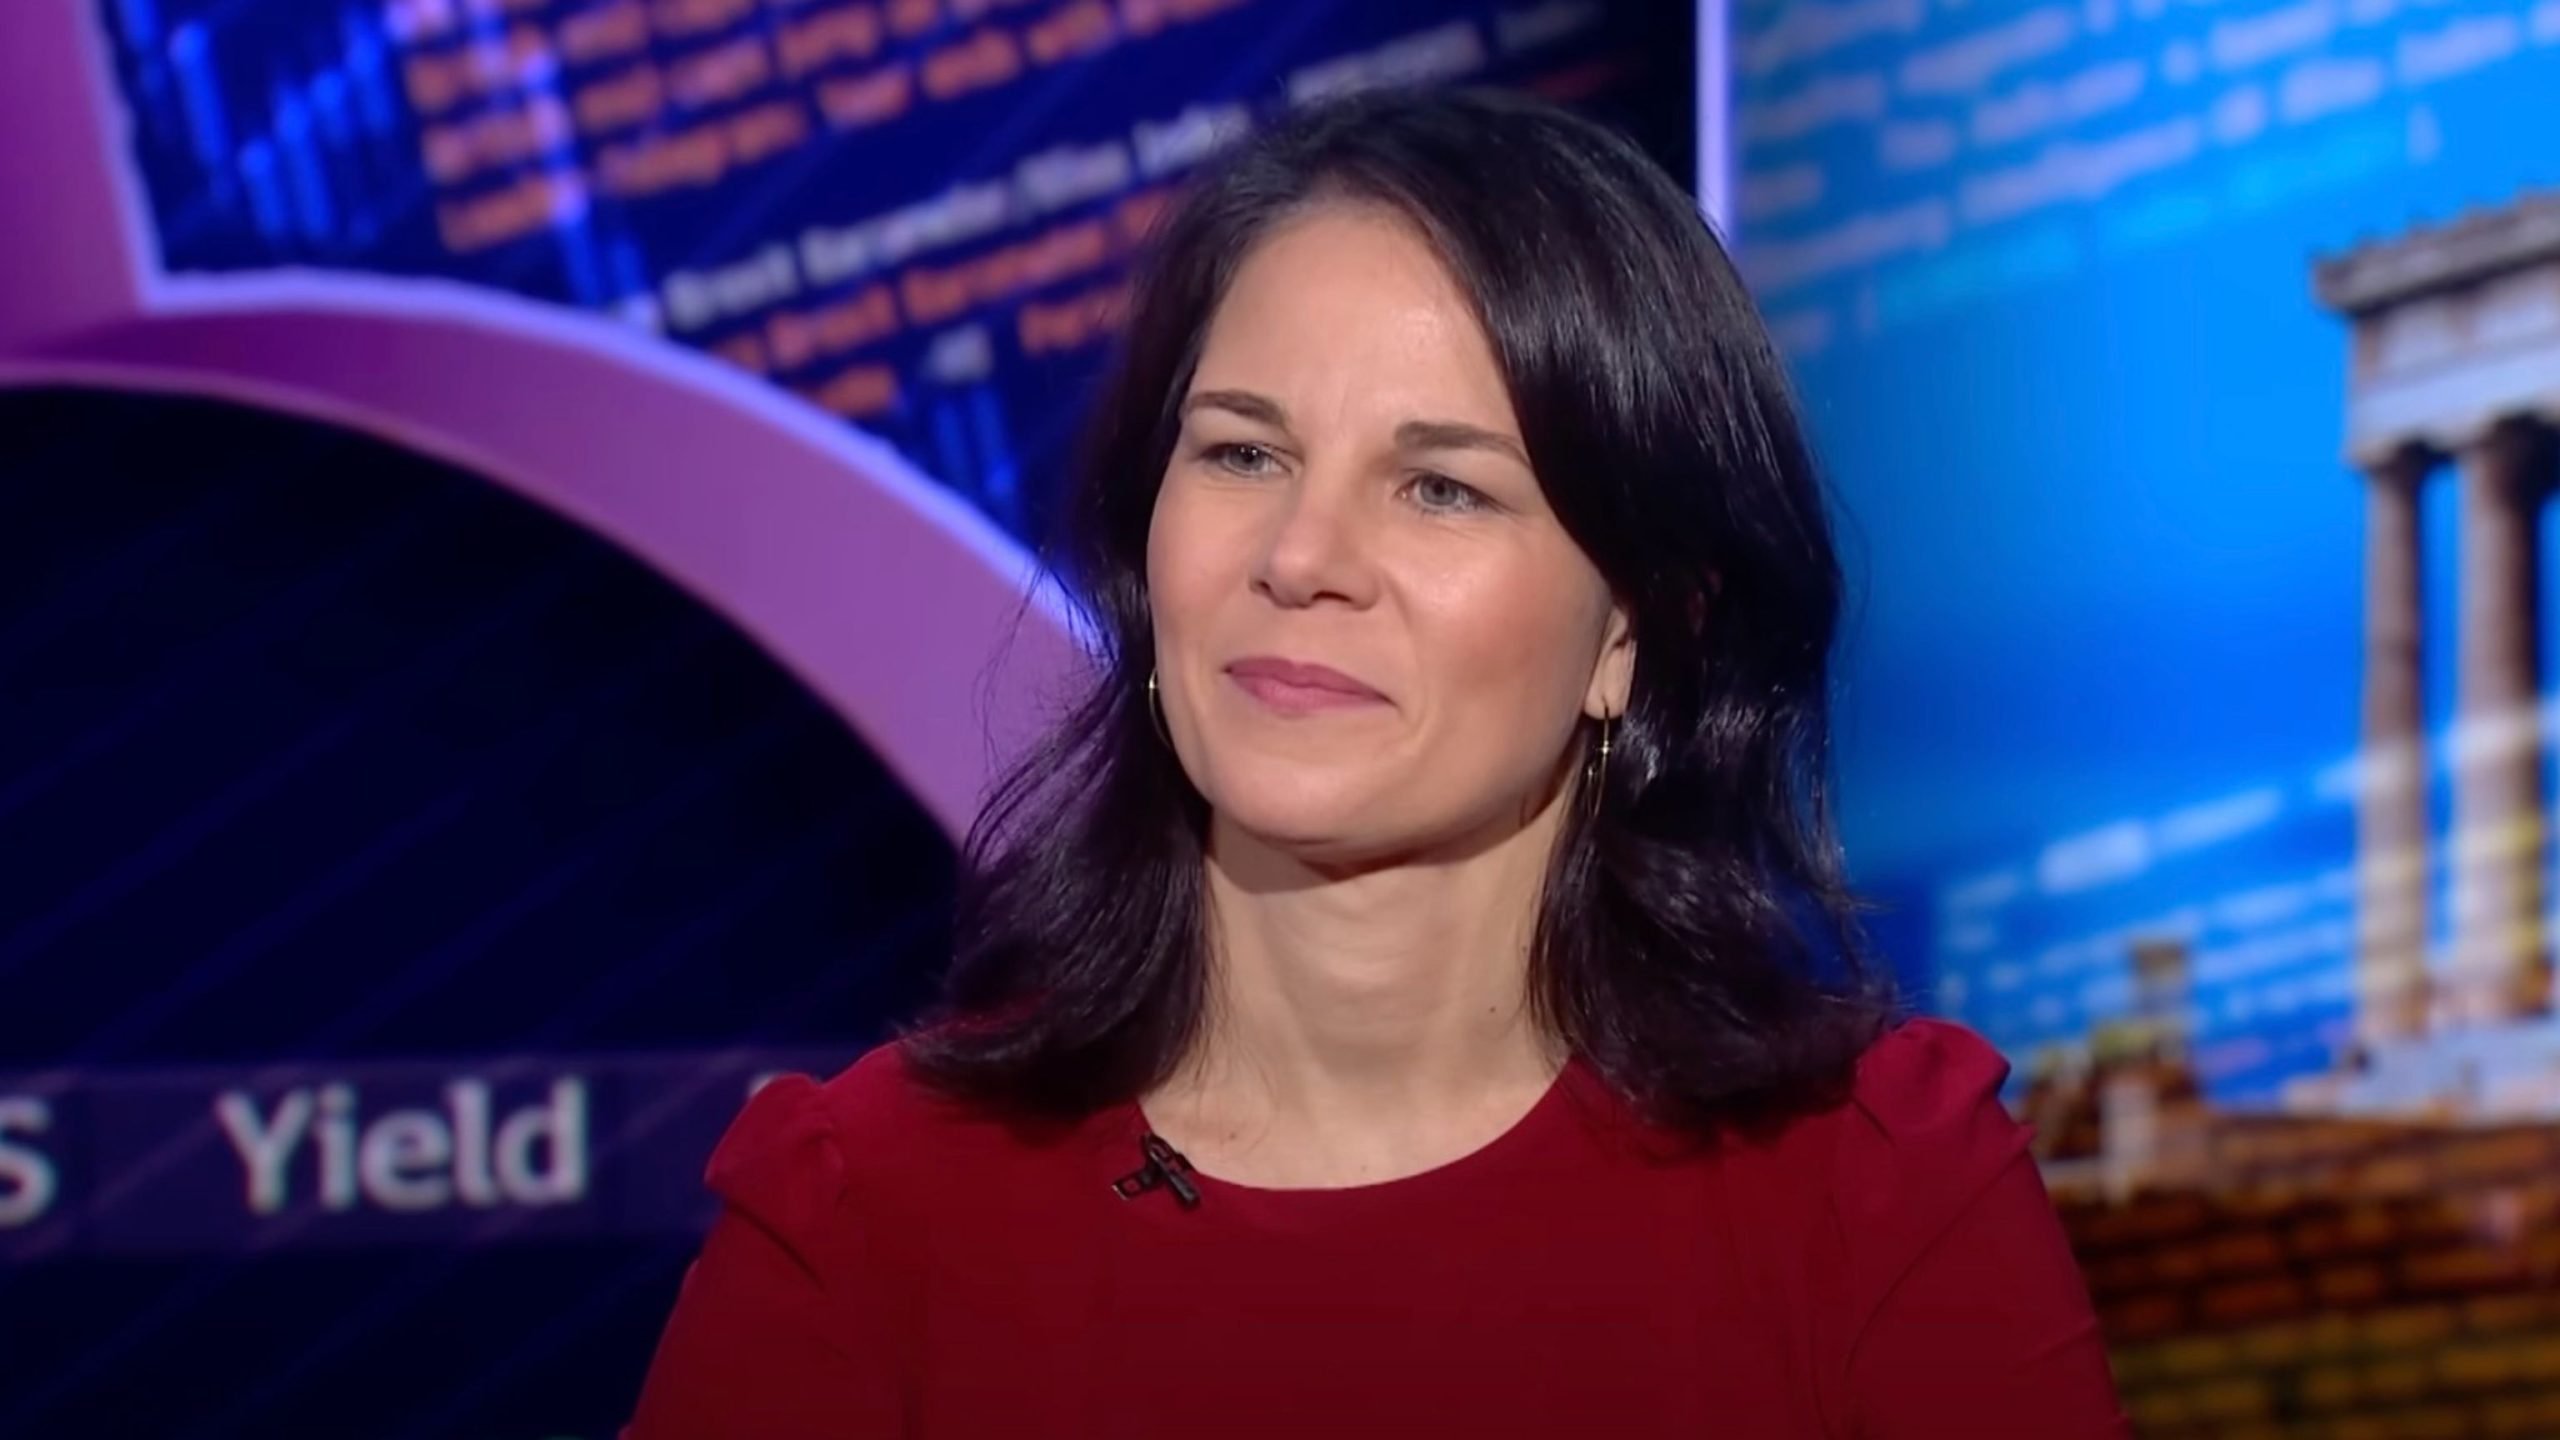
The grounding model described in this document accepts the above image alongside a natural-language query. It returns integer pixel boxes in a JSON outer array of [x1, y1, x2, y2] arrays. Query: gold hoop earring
[[1146, 668, 1173, 746]]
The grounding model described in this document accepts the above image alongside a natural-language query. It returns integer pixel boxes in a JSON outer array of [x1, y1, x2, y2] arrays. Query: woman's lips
[[1224, 658, 1389, 715]]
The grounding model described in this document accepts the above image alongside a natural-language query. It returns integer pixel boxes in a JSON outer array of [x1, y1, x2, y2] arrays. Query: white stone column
[[2355, 446, 2432, 1042], [2448, 416, 2556, 1025]]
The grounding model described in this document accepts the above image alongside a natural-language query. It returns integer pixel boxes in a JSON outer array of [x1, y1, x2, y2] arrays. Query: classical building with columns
[[2315, 192, 2560, 1049], [1945, 199, 2560, 1440]]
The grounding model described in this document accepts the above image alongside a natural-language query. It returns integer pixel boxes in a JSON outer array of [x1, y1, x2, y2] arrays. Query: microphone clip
[[1112, 1132, 1203, 1210]]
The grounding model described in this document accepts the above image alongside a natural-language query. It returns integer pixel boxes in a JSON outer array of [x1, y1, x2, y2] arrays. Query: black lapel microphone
[[1112, 1132, 1202, 1209]]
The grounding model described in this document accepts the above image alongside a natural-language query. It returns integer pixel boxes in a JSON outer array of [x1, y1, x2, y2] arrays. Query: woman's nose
[[1251, 469, 1374, 608]]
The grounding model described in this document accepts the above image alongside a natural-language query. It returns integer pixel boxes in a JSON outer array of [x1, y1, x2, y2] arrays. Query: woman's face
[[1145, 203, 1632, 864]]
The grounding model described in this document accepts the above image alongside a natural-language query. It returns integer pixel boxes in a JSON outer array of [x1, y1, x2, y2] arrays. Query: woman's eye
[[1407, 472, 1490, 514], [1205, 442, 1279, 476]]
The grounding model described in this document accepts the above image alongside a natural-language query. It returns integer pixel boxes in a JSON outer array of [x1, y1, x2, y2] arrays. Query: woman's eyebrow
[[1181, 393, 1528, 469], [1395, 419, 1529, 468], [1182, 389, 1290, 428]]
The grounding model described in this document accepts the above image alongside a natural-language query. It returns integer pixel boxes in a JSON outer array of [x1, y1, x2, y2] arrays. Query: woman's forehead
[[1189, 210, 1515, 432]]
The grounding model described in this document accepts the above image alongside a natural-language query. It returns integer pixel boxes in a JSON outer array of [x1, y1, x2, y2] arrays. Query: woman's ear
[[1587, 599, 1636, 719]]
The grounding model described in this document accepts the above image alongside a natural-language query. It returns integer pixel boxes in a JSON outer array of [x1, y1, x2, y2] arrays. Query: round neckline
[[1114, 1054, 1592, 1208]]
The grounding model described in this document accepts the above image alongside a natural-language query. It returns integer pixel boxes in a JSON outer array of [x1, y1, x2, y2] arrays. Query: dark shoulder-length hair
[[901, 85, 1899, 1140]]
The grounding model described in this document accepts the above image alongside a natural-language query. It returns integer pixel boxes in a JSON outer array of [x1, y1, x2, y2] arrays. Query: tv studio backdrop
[[2, 0, 2558, 1434], [0, 2, 1696, 1435]]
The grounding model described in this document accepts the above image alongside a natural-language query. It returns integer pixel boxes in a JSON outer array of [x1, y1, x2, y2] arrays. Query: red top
[[628, 1018, 2130, 1438]]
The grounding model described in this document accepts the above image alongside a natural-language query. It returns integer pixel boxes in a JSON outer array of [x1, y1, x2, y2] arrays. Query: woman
[[630, 88, 2130, 1437]]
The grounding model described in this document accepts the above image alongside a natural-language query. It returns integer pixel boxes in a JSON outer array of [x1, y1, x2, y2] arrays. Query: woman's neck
[[1140, 798, 1573, 1188]]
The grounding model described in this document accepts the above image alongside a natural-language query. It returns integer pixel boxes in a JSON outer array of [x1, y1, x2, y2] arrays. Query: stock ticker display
[[96, 0, 1684, 537]]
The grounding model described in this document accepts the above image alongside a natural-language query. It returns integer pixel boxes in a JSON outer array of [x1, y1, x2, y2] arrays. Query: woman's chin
[[1207, 790, 1399, 862]]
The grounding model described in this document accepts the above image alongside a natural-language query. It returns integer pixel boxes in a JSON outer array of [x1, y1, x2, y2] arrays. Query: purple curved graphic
[[0, 2, 1087, 841]]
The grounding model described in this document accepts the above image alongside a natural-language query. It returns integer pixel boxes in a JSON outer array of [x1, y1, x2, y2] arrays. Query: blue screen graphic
[[1734, 0, 2560, 1102], [95, 0, 1686, 541]]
